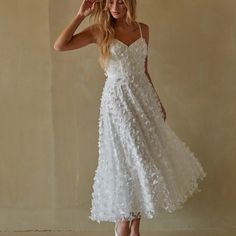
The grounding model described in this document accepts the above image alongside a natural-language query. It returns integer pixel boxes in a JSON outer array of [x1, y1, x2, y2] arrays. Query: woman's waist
[[104, 71, 146, 79]]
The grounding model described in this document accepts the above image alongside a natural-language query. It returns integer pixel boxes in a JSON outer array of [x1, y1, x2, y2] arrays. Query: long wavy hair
[[90, 0, 137, 69]]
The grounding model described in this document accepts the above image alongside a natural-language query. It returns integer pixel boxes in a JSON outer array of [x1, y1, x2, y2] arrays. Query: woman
[[54, 1, 207, 236]]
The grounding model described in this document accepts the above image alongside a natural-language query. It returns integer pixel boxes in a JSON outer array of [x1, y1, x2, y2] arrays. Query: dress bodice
[[104, 23, 148, 79]]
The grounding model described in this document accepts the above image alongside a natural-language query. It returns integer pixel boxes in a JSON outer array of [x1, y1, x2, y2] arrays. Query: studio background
[[0, 0, 235, 235]]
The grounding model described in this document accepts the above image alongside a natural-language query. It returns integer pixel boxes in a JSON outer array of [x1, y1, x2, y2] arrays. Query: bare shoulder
[[86, 23, 102, 44], [139, 22, 149, 33], [138, 22, 149, 43]]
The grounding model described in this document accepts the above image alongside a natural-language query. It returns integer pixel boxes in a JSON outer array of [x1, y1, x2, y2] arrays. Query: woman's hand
[[77, 0, 100, 17]]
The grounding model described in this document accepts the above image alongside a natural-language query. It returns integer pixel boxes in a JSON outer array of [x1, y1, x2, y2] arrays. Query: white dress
[[89, 22, 207, 223]]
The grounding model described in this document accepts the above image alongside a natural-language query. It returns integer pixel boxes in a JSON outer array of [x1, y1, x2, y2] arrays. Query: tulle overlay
[[89, 23, 206, 223]]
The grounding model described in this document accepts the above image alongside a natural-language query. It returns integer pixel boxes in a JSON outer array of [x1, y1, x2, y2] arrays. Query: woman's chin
[[113, 16, 124, 20], [111, 13, 125, 19]]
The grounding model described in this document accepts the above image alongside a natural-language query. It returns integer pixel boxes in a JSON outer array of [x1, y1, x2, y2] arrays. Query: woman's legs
[[129, 217, 141, 236], [115, 220, 130, 236], [115, 212, 141, 236]]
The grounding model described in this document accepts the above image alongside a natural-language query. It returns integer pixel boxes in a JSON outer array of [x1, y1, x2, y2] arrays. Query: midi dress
[[89, 22, 207, 223]]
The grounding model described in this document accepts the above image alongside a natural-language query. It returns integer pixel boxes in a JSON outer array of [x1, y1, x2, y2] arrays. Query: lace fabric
[[89, 23, 207, 223]]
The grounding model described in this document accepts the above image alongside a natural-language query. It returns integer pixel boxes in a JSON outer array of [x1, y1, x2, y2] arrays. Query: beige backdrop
[[0, 0, 236, 235]]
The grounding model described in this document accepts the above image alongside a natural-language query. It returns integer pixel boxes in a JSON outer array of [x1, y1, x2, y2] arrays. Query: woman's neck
[[114, 17, 135, 29]]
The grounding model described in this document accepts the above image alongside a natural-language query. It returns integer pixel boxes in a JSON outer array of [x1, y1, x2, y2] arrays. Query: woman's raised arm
[[53, 0, 100, 51]]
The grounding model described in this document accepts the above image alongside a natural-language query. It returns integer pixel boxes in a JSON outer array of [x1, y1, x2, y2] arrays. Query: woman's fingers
[[91, 0, 100, 10], [78, 0, 100, 17]]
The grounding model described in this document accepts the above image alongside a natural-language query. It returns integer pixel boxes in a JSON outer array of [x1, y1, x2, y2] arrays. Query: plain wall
[[0, 0, 55, 230], [0, 0, 236, 234]]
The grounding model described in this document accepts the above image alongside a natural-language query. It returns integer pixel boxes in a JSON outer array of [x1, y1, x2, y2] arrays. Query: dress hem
[[89, 170, 207, 223]]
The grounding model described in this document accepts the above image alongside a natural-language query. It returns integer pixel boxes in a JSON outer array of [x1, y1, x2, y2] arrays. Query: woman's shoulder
[[88, 23, 101, 34], [138, 22, 149, 34], [85, 23, 102, 44], [137, 22, 149, 39], [138, 22, 149, 29]]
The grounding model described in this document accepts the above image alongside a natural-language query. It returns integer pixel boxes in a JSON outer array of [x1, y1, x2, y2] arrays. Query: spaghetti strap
[[137, 22, 143, 39]]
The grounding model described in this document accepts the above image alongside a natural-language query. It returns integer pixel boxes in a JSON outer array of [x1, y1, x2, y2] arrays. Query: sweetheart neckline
[[113, 37, 147, 48]]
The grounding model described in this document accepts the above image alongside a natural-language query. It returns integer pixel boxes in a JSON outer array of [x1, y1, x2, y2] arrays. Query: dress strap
[[137, 22, 143, 39]]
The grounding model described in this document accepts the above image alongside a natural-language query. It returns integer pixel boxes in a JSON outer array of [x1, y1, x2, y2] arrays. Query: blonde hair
[[90, 0, 137, 69]]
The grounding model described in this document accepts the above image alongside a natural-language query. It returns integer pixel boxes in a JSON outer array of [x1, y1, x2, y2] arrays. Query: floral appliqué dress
[[89, 22, 207, 223]]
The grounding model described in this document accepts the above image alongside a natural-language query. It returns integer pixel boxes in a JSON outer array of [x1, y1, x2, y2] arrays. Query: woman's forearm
[[145, 71, 166, 120], [54, 13, 85, 50], [146, 72, 164, 104], [145, 71, 161, 99]]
